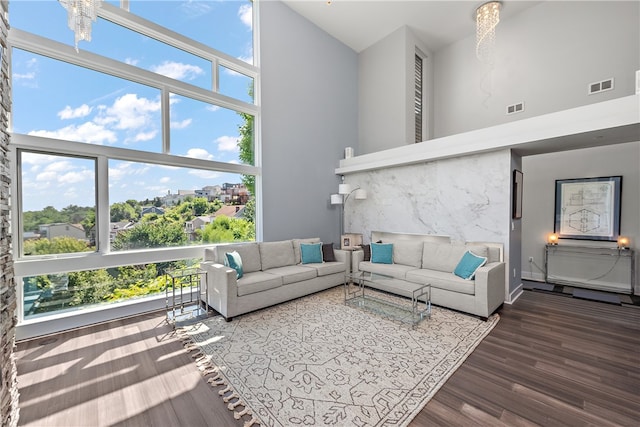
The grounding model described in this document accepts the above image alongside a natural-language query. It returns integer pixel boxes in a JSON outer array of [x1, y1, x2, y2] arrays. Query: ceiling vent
[[588, 78, 614, 95], [506, 102, 524, 115]]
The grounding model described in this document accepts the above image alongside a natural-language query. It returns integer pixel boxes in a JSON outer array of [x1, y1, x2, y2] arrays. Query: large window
[[9, 1, 259, 325]]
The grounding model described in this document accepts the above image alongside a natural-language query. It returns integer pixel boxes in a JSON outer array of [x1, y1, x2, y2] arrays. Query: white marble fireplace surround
[[335, 95, 640, 303]]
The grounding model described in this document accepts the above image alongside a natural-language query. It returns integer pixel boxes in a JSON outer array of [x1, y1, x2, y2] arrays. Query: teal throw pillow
[[300, 242, 323, 264], [371, 242, 393, 264], [225, 251, 244, 279], [453, 250, 487, 280]]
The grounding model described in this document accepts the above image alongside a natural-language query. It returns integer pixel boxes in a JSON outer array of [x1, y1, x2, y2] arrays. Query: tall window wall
[[8, 1, 259, 327]]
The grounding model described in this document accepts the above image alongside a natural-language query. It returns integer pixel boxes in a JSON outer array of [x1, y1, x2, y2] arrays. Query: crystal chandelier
[[475, 1, 501, 64], [59, 0, 104, 51]]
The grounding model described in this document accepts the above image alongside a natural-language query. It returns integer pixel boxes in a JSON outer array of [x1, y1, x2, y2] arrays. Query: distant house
[[214, 205, 245, 218], [38, 223, 86, 241], [109, 221, 136, 242], [184, 215, 215, 241], [141, 206, 165, 216]]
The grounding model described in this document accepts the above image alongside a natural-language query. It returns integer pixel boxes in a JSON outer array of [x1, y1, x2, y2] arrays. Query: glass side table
[[165, 267, 209, 325]]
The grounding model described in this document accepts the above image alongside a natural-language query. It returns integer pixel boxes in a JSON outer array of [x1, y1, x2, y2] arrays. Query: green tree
[[110, 202, 138, 222], [24, 236, 91, 256], [112, 221, 187, 250], [243, 197, 255, 223], [238, 84, 255, 195], [201, 215, 254, 243]]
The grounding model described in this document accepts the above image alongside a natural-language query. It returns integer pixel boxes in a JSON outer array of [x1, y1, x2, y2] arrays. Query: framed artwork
[[512, 170, 523, 219], [554, 176, 622, 241], [341, 233, 363, 250]]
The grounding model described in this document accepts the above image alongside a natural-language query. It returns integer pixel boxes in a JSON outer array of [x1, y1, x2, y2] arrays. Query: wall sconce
[[331, 180, 366, 237], [617, 236, 630, 249], [547, 233, 559, 245]]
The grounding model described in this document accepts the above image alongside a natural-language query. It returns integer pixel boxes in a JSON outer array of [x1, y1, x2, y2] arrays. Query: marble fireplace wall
[[343, 149, 512, 282]]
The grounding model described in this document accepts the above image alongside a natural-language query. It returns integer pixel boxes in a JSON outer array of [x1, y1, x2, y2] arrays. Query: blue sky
[[10, 1, 254, 211]]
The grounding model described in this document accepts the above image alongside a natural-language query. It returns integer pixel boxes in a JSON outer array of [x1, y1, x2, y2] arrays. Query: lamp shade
[[330, 194, 343, 205], [338, 184, 351, 195], [617, 236, 630, 249]]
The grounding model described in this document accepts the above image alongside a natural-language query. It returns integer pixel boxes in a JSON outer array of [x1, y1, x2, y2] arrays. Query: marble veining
[[343, 150, 510, 245]]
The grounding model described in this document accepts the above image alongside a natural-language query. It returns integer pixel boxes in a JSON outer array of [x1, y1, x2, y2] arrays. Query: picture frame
[[341, 233, 363, 250], [512, 169, 523, 219], [554, 176, 622, 241]]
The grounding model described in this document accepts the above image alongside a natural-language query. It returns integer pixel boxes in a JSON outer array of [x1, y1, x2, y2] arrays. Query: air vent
[[506, 102, 524, 115], [588, 78, 614, 95]]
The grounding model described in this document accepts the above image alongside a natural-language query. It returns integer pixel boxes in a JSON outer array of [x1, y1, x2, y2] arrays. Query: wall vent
[[588, 78, 614, 95], [506, 102, 524, 115]]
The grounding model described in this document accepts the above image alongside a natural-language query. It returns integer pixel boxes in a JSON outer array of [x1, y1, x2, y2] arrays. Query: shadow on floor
[[522, 279, 640, 307]]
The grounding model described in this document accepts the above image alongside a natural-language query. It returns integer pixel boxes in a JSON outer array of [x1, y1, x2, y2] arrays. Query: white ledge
[[336, 95, 640, 175]]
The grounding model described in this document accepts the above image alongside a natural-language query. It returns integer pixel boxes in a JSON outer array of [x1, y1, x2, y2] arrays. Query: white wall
[[434, 1, 640, 137], [259, 1, 358, 245], [521, 142, 640, 293], [358, 26, 433, 155]]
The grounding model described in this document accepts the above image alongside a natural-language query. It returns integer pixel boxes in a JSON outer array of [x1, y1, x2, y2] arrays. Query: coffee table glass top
[[345, 271, 430, 326]]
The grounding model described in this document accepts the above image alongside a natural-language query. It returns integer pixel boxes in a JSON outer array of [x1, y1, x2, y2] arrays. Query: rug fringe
[[179, 324, 260, 425]]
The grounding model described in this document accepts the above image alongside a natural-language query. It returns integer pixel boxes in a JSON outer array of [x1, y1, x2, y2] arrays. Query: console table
[[545, 245, 635, 294]]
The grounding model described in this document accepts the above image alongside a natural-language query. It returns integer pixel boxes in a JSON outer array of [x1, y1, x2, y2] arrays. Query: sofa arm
[[474, 262, 506, 316], [200, 261, 238, 320], [333, 249, 351, 276], [351, 250, 364, 274]]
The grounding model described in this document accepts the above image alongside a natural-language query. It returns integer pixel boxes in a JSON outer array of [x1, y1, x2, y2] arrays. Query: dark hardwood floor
[[15, 290, 640, 426]]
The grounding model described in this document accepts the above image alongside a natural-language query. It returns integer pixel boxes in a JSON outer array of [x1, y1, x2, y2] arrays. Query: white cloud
[[131, 130, 158, 142], [189, 169, 221, 179], [206, 105, 221, 112], [58, 104, 92, 120], [29, 122, 117, 145], [180, 0, 213, 18], [12, 72, 36, 81], [160, 177, 171, 183], [185, 148, 215, 161], [125, 57, 139, 66], [238, 3, 252, 29], [59, 169, 94, 185], [216, 135, 239, 152], [171, 118, 192, 129], [97, 93, 161, 131], [150, 61, 204, 81]]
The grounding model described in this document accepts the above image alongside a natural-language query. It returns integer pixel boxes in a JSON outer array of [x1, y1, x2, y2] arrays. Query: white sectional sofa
[[200, 238, 349, 321], [352, 231, 505, 319]]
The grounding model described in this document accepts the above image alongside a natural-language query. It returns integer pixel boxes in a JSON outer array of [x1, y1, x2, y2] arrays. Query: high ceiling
[[280, 0, 544, 53]]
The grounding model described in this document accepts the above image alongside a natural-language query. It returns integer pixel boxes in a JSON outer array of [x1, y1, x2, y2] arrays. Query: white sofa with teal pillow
[[351, 231, 505, 319], [200, 238, 349, 321]]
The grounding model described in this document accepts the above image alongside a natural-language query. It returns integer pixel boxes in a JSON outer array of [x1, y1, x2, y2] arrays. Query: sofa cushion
[[454, 250, 487, 280], [405, 269, 476, 295], [358, 261, 416, 280], [225, 251, 243, 279], [236, 271, 283, 297], [312, 261, 346, 277], [358, 244, 371, 261], [422, 243, 469, 273], [260, 240, 295, 270], [264, 265, 317, 285], [210, 243, 261, 273], [371, 242, 393, 264], [292, 238, 321, 264], [322, 243, 336, 262], [392, 241, 424, 268], [300, 242, 323, 264]]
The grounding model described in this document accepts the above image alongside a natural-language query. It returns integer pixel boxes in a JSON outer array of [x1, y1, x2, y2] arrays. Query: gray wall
[[433, 1, 640, 137], [521, 142, 640, 293], [358, 26, 433, 155], [259, 1, 358, 245]]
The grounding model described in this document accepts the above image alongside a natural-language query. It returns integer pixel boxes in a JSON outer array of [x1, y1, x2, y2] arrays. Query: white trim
[[506, 282, 524, 304], [336, 95, 639, 175]]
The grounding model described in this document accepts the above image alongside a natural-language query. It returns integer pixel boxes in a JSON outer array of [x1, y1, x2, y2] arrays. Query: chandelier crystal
[[59, 0, 104, 51], [475, 1, 501, 64]]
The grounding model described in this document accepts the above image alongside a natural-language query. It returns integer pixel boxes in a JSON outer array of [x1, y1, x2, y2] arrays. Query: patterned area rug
[[177, 285, 499, 426]]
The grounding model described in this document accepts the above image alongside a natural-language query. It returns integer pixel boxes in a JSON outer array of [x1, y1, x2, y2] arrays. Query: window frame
[[8, 1, 261, 331]]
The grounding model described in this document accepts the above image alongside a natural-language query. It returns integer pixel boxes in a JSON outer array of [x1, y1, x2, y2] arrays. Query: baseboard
[[506, 283, 524, 304]]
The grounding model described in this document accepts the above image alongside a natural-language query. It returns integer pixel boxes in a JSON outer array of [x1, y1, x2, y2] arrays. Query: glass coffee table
[[345, 271, 431, 326]]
